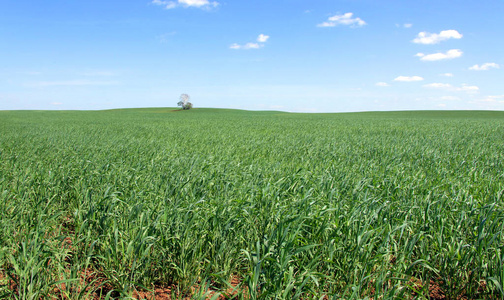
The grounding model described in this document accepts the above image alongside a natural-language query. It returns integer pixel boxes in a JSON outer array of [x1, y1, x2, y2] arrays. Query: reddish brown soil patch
[[130, 275, 244, 300], [410, 278, 446, 299], [61, 216, 76, 235], [0, 269, 17, 297], [428, 280, 446, 300], [132, 286, 174, 300]]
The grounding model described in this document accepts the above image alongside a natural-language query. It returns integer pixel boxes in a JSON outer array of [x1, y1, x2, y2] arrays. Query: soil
[[130, 275, 243, 300], [428, 280, 446, 300]]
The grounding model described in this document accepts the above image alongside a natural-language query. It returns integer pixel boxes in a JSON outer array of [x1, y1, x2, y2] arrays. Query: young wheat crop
[[0, 109, 503, 299]]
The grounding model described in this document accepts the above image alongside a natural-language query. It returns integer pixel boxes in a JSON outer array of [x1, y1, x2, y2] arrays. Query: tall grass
[[0, 109, 503, 299]]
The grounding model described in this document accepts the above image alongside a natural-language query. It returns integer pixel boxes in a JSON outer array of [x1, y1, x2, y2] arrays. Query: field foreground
[[1, 108, 503, 299]]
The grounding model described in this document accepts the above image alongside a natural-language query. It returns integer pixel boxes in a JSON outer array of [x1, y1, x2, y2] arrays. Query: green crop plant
[[0, 108, 503, 299]]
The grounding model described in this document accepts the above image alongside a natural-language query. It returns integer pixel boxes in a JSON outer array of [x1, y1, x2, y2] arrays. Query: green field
[[1, 108, 503, 299]]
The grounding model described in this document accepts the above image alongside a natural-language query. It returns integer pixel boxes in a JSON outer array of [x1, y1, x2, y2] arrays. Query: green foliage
[[178, 93, 193, 110], [0, 108, 503, 299]]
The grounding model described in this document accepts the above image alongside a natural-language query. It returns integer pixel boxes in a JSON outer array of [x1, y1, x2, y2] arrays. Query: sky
[[1, 0, 503, 112]]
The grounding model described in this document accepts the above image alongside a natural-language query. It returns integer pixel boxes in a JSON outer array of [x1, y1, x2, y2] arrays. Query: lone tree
[[177, 93, 193, 110]]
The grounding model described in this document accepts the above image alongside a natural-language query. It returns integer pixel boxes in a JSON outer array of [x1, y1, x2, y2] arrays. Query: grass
[[0, 108, 503, 299]]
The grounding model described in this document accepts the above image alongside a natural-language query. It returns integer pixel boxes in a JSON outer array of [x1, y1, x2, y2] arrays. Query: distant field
[[1, 108, 503, 299]]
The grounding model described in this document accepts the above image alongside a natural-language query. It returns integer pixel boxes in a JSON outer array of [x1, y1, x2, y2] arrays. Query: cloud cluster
[[152, 0, 218, 9], [412, 30, 463, 44], [257, 34, 270, 43], [318, 12, 366, 28], [469, 63, 500, 71], [394, 76, 424, 82], [230, 34, 270, 50], [375, 28, 466, 90], [416, 49, 463, 61], [478, 95, 504, 103], [229, 43, 262, 50], [468, 95, 504, 109], [148, 3, 492, 109], [423, 83, 479, 93]]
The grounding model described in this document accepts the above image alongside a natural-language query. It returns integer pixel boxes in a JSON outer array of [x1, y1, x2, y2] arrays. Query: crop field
[[0, 108, 503, 299]]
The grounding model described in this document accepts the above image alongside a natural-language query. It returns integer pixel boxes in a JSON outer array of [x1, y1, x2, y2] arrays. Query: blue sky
[[1, 0, 503, 112]]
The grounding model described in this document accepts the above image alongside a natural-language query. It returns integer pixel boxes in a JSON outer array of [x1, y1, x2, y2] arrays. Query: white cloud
[[440, 73, 454, 77], [151, 0, 175, 8], [412, 30, 463, 44], [230, 42, 262, 50], [317, 12, 366, 28], [424, 83, 452, 89], [51, 102, 63, 105], [469, 63, 500, 71], [257, 34, 270, 43], [440, 96, 460, 101], [478, 95, 504, 103], [179, 0, 216, 6], [396, 23, 413, 28], [394, 76, 424, 82], [375, 82, 390, 87], [423, 83, 479, 93], [229, 43, 241, 50], [416, 49, 463, 61], [242, 43, 261, 49], [459, 84, 479, 93], [231, 34, 269, 50], [469, 95, 504, 109], [152, 0, 218, 9]]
